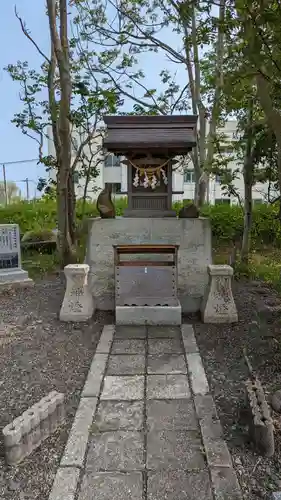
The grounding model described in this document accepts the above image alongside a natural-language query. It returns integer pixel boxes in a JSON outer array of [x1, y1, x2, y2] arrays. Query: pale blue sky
[[0, 1, 187, 197], [0, 0, 49, 195]]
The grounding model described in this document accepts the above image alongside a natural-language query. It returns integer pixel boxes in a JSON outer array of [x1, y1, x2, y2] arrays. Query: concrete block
[[60, 397, 98, 468], [2, 391, 65, 465], [211, 467, 242, 499], [186, 353, 209, 395], [95, 324, 114, 353], [86, 217, 212, 314], [201, 265, 238, 323], [48, 466, 80, 500], [181, 324, 198, 353], [0, 272, 34, 292], [115, 304, 182, 325], [60, 264, 94, 322], [245, 378, 274, 457], [82, 353, 108, 397]]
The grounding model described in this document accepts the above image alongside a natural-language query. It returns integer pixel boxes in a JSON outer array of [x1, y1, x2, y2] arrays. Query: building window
[[220, 145, 233, 154], [253, 199, 263, 205], [105, 154, 120, 167], [215, 169, 231, 184], [184, 170, 195, 183], [112, 182, 122, 194], [215, 198, 231, 205]]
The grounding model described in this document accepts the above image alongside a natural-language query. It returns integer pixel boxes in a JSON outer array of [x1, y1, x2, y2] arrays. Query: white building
[[48, 120, 275, 204]]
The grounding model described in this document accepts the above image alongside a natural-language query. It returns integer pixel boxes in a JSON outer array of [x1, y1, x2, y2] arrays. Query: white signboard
[[0, 224, 21, 272]]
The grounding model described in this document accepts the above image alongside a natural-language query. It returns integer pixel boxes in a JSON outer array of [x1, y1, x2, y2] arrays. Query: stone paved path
[[49, 325, 243, 500]]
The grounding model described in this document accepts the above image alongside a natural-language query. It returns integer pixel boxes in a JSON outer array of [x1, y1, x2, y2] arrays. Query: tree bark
[[256, 72, 281, 223], [201, 0, 226, 207], [47, 0, 75, 266], [241, 100, 254, 265]]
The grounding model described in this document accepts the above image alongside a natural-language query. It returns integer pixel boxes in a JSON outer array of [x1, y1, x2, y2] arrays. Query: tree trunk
[[201, 0, 226, 207], [81, 166, 92, 217], [241, 100, 254, 265], [68, 172, 76, 244], [256, 72, 281, 225], [183, 21, 202, 202], [47, 0, 75, 267]]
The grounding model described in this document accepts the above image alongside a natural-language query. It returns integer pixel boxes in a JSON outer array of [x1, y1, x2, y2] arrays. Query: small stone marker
[[0, 224, 33, 291], [2, 391, 65, 465], [60, 264, 94, 321], [201, 264, 238, 323]]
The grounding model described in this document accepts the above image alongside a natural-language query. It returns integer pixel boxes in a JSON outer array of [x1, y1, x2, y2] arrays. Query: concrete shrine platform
[[49, 324, 242, 500], [85, 217, 212, 314]]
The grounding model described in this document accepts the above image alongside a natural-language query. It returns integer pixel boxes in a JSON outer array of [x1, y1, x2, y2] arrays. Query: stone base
[[86, 217, 212, 314], [115, 303, 182, 325], [0, 270, 34, 292]]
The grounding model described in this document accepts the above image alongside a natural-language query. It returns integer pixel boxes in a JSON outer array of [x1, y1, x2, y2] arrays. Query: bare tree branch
[[15, 6, 51, 63]]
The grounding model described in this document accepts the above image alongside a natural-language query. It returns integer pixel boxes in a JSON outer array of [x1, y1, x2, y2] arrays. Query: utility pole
[[24, 178, 29, 200], [2, 164, 8, 206]]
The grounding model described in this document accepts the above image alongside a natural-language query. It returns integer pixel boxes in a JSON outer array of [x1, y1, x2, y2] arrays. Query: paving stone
[[181, 324, 198, 353], [93, 401, 144, 431], [186, 353, 209, 395], [115, 325, 146, 339], [111, 339, 145, 355], [82, 354, 108, 397], [146, 399, 198, 431], [211, 467, 243, 499], [61, 397, 98, 467], [148, 326, 181, 338], [146, 430, 205, 470], [49, 467, 80, 500], [204, 438, 232, 467], [148, 354, 187, 374], [147, 470, 213, 500], [148, 338, 183, 355], [107, 355, 145, 375], [101, 376, 144, 400], [147, 375, 191, 399], [86, 431, 144, 471], [78, 471, 143, 500]]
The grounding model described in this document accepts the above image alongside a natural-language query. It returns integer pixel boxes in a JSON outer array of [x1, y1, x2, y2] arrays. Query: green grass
[[213, 246, 281, 292]]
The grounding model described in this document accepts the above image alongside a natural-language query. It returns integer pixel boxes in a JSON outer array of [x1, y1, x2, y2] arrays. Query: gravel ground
[[2, 275, 281, 499], [194, 279, 281, 499], [0, 275, 113, 500]]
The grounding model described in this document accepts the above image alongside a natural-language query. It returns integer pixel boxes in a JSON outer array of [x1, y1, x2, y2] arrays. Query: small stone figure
[[96, 183, 116, 219], [179, 202, 199, 218]]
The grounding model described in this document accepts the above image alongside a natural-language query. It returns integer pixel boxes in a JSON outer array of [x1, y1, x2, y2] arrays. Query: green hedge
[[1, 198, 281, 246]]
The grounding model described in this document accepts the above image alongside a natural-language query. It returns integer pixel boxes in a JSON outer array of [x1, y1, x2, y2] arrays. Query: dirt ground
[[0, 275, 113, 500], [194, 279, 281, 499]]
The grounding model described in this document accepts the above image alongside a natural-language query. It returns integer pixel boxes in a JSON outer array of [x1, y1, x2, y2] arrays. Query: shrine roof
[[103, 115, 197, 153]]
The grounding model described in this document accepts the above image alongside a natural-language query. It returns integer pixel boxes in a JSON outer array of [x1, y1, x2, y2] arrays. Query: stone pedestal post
[[201, 264, 238, 323], [60, 264, 94, 322]]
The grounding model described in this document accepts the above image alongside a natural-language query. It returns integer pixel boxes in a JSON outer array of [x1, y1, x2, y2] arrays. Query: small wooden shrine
[[103, 115, 197, 217]]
